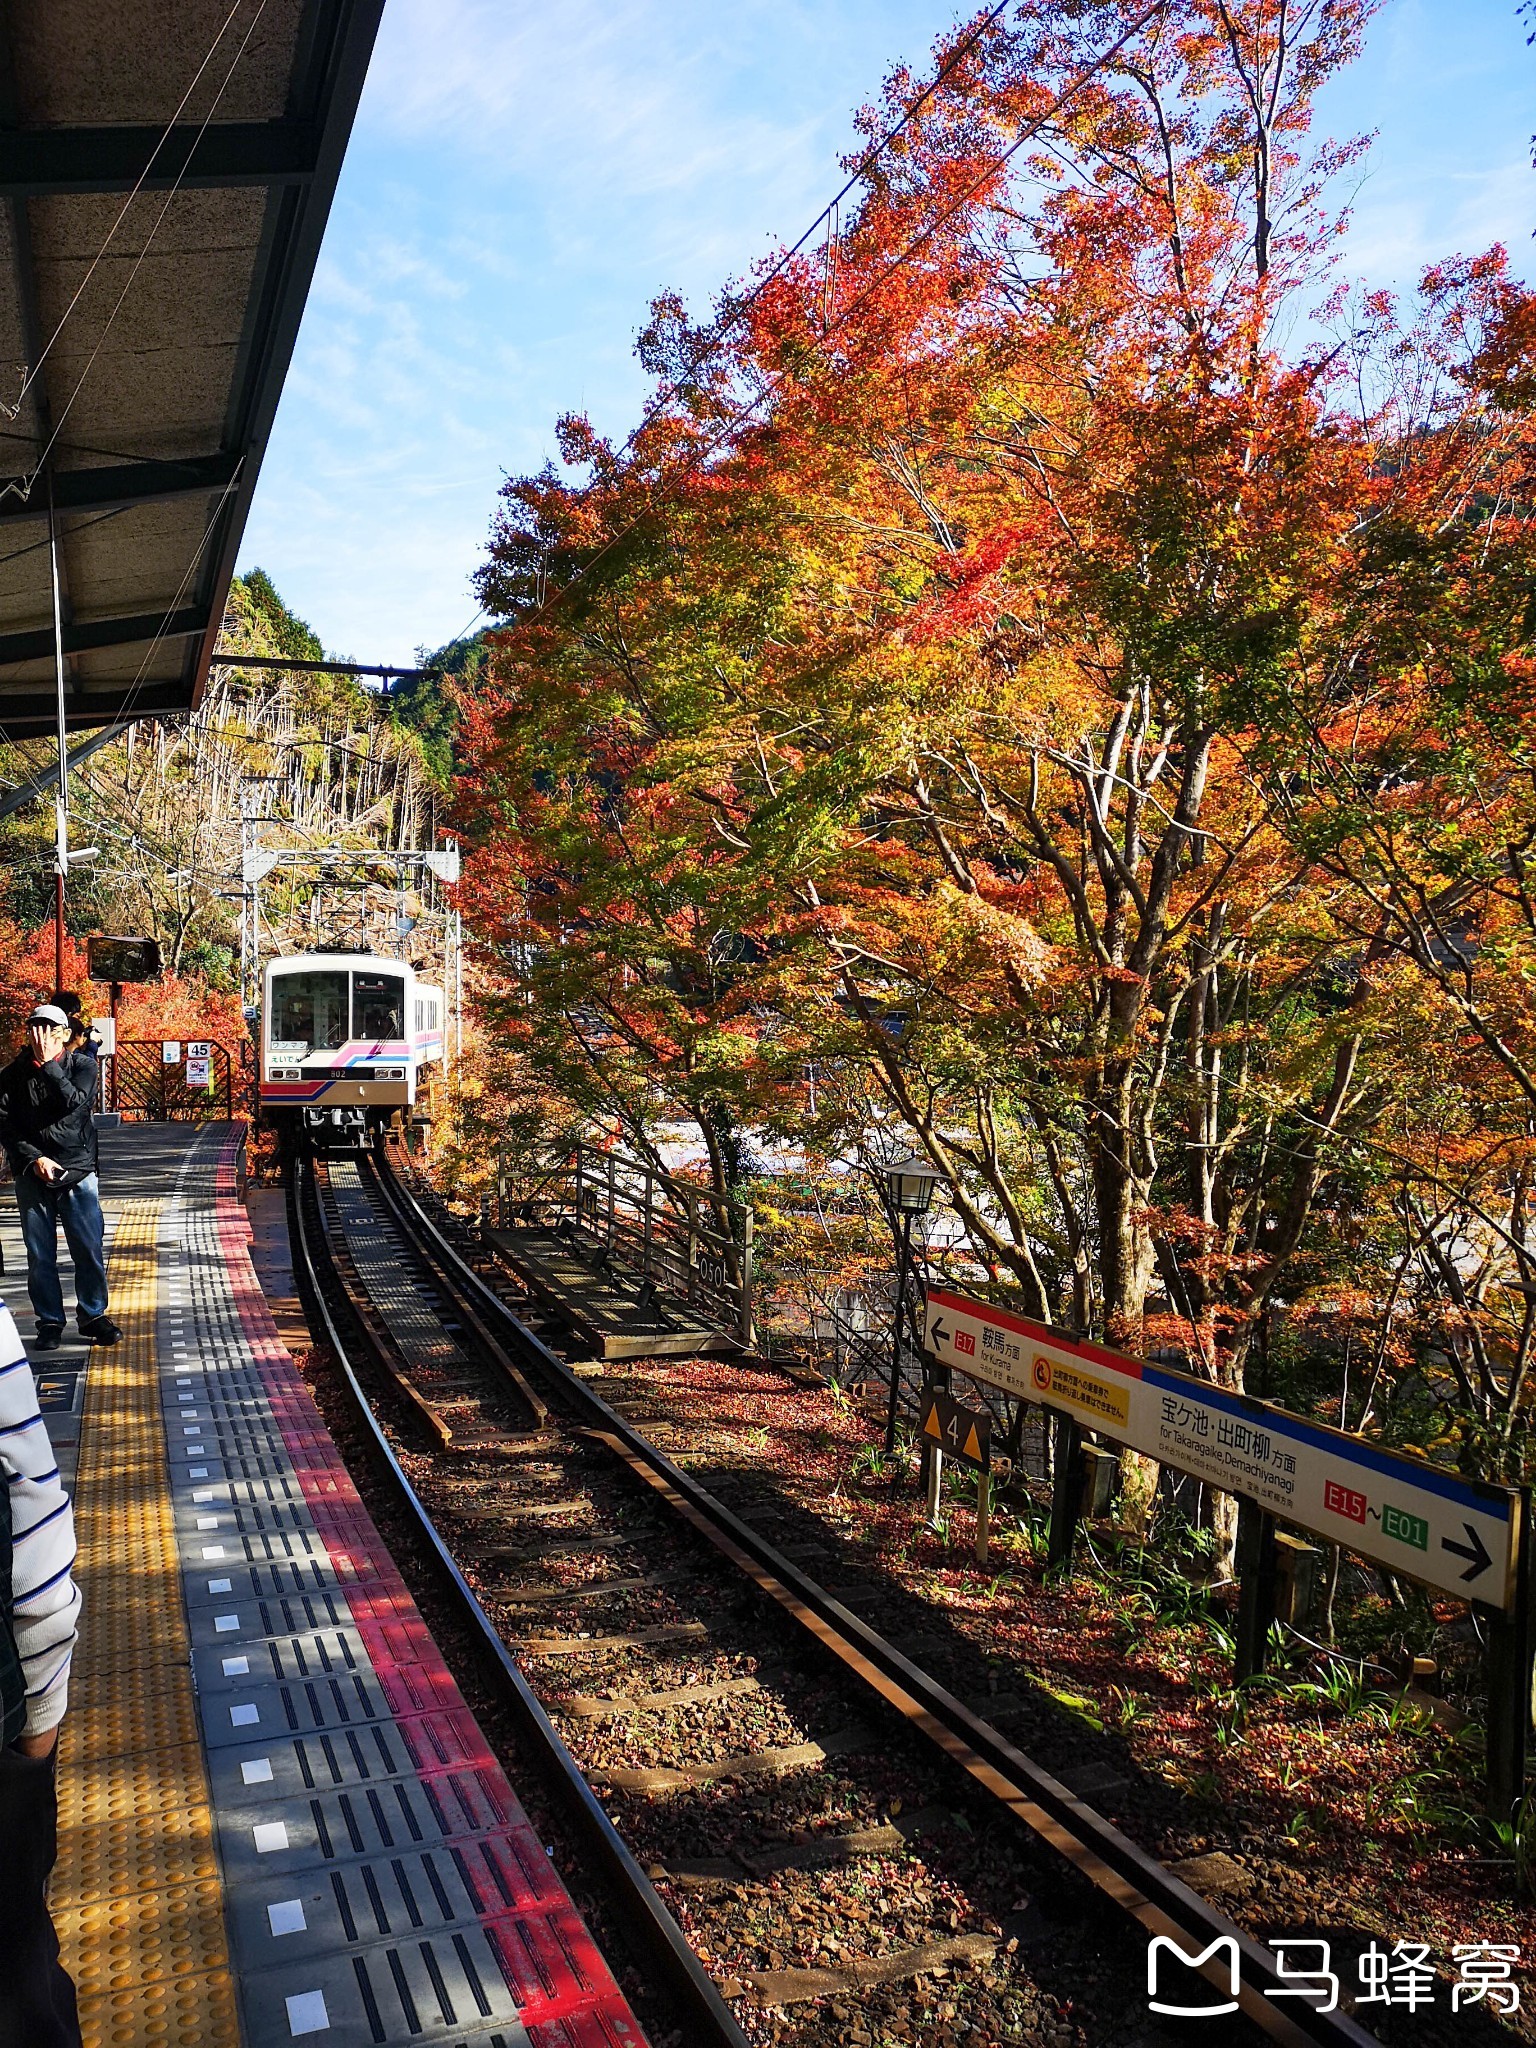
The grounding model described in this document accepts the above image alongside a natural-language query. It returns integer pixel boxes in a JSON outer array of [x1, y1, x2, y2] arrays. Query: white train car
[[260, 949, 444, 1146]]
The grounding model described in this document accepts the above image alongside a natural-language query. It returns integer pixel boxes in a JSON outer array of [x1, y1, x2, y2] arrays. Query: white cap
[[27, 1003, 69, 1028]]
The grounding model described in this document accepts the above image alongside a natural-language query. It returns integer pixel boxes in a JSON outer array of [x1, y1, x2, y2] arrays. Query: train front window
[[271, 971, 348, 1052], [352, 972, 406, 1041]]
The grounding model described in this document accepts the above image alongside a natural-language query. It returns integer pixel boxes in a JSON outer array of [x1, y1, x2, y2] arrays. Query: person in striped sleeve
[[0, 1290, 82, 2048]]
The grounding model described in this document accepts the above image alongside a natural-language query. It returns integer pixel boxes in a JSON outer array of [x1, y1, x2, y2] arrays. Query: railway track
[[289, 1137, 1383, 2048]]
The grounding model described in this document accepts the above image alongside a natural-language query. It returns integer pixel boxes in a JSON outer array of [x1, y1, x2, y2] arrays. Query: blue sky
[[236, 0, 1535, 664]]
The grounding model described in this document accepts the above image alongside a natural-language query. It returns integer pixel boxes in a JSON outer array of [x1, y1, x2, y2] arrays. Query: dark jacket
[[0, 1047, 99, 1179]]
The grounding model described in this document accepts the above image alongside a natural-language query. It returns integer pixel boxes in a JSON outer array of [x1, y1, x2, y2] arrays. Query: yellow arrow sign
[[924, 1406, 943, 1441]]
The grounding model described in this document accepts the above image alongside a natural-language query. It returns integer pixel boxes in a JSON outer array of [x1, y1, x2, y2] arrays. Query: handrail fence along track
[[496, 1141, 754, 1346]]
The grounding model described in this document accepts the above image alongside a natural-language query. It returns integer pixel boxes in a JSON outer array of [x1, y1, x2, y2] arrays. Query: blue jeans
[[14, 1171, 108, 1329]]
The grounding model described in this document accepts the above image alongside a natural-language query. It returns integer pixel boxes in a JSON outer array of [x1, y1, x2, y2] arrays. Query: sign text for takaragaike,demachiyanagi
[[922, 1287, 1519, 1610]]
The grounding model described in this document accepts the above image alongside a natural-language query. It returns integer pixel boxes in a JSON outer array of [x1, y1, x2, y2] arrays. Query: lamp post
[[878, 1153, 945, 1456]]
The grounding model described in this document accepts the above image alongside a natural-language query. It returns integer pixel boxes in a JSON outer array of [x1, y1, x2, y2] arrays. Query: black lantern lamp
[[878, 1152, 946, 1454], [883, 1154, 945, 1215]]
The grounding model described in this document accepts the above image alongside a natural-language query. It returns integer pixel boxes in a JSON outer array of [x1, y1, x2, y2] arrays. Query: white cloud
[[242, 0, 950, 658]]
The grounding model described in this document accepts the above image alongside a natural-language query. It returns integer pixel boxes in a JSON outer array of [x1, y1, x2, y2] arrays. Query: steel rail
[[287, 1153, 753, 2048], [371, 1135, 1385, 2048]]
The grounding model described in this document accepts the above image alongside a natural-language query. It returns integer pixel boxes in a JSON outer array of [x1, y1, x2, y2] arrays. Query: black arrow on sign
[[928, 1316, 950, 1347], [1442, 1522, 1493, 1583]]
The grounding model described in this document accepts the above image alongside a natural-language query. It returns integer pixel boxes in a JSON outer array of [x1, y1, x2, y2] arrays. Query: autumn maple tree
[[455, 0, 1536, 1532]]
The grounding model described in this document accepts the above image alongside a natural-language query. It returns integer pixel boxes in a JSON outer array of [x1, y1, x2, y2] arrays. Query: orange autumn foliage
[[457, 0, 1536, 1490]]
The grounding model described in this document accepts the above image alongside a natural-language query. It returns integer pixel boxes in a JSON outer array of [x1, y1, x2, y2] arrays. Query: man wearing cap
[[0, 1006, 118, 1350]]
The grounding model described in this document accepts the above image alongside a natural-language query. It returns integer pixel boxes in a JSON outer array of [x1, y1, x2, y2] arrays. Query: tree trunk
[[1206, 1488, 1239, 1584], [1093, 1063, 1160, 1534], [1119, 1452, 1160, 1540]]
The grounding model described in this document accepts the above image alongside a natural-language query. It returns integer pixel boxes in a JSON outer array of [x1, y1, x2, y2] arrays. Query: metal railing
[[111, 1039, 237, 1121], [494, 1142, 754, 1347]]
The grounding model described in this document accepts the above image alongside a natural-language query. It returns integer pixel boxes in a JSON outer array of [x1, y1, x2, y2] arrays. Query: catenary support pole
[[454, 906, 464, 1065]]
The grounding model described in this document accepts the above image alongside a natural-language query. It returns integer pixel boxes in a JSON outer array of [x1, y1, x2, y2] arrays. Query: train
[[259, 949, 445, 1146]]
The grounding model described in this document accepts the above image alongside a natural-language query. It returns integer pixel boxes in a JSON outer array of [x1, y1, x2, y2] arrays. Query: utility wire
[[604, 0, 1016, 458], [42, 462, 246, 751], [0, 504, 129, 573]]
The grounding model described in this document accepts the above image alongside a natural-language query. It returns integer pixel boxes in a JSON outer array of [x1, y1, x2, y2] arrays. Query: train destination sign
[[922, 1286, 1521, 1611]]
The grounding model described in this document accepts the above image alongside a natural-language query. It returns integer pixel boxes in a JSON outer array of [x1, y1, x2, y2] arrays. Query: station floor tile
[[52, 1195, 241, 2043]]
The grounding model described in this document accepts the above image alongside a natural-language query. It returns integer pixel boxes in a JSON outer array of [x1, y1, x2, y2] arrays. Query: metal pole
[[884, 1209, 912, 1457], [241, 819, 252, 1012], [976, 1469, 991, 1567], [48, 480, 68, 991], [1046, 1410, 1082, 1570], [1234, 1498, 1279, 1683], [1485, 1488, 1533, 1822]]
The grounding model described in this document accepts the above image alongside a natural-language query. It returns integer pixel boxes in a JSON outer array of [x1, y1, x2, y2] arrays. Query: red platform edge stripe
[[211, 1140, 649, 2048]]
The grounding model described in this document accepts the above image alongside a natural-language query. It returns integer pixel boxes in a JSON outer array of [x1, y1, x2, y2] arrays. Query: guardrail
[[111, 1038, 237, 1121], [495, 1142, 754, 1347]]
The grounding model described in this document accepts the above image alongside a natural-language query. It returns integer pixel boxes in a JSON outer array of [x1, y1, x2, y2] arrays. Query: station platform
[[2, 1123, 646, 2048]]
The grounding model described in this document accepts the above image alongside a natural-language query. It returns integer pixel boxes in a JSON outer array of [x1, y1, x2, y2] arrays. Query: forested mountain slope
[[0, 573, 448, 1036]]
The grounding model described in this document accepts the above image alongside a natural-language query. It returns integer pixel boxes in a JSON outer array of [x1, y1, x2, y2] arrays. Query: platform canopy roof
[[0, 0, 383, 740]]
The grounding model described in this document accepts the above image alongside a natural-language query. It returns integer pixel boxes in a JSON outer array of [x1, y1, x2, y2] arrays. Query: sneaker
[[78, 1316, 121, 1345], [32, 1323, 64, 1352]]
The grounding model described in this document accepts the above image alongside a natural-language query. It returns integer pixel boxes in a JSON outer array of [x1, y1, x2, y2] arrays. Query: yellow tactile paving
[[71, 1969, 244, 2048], [54, 1882, 233, 2007], [67, 1677, 201, 1769], [56, 1738, 210, 1833], [52, 1197, 241, 2047]]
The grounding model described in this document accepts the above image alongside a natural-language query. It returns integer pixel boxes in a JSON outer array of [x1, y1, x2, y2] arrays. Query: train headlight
[[269, 1066, 301, 1081]]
